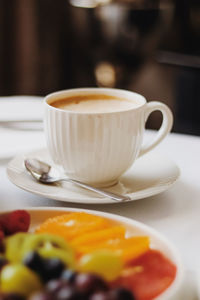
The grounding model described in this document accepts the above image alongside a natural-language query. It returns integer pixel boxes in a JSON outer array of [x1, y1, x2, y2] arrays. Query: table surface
[[1, 116, 200, 298]]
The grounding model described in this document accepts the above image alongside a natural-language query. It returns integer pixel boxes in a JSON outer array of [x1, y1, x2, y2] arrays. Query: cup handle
[[139, 101, 173, 157]]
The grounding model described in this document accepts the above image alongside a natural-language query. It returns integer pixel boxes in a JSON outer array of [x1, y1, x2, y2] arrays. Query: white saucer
[[7, 148, 180, 204]]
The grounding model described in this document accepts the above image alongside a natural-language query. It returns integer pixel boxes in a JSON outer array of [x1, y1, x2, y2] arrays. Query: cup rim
[[44, 87, 146, 115]]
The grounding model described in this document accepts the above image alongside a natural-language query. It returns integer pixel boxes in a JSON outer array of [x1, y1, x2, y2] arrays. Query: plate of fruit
[[0, 208, 184, 300]]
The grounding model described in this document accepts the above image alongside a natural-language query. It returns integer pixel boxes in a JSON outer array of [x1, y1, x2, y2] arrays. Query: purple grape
[[56, 286, 82, 300], [41, 258, 65, 281], [61, 269, 78, 284], [45, 279, 68, 294], [89, 291, 110, 300], [108, 288, 135, 300], [75, 273, 108, 296], [28, 291, 54, 300]]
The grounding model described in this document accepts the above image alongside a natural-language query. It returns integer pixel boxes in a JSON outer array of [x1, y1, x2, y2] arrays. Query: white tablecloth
[[0, 102, 200, 298]]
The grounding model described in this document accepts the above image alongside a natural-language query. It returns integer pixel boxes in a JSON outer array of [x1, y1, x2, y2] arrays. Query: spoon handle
[[61, 178, 131, 202]]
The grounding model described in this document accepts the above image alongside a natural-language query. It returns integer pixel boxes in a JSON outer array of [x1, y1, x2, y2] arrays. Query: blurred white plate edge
[[0, 206, 185, 300]]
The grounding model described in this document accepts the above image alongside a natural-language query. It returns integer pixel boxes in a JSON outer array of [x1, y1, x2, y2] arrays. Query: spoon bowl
[[24, 158, 131, 202]]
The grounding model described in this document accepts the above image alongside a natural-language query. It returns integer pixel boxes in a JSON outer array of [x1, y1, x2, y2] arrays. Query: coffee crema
[[50, 94, 139, 113]]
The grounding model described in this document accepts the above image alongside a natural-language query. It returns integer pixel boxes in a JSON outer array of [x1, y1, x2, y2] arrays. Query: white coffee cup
[[44, 88, 173, 187]]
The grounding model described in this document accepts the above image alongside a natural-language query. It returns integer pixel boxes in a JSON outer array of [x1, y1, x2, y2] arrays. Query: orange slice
[[35, 212, 150, 264], [78, 236, 150, 262], [114, 236, 150, 262], [35, 212, 111, 242], [71, 225, 126, 248]]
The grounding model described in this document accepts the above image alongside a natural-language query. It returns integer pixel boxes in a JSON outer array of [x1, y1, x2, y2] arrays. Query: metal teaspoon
[[24, 158, 131, 202]]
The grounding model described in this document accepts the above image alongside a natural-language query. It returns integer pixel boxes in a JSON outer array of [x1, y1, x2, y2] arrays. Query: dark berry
[[61, 270, 78, 284], [89, 291, 110, 300], [41, 258, 65, 281], [108, 288, 135, 300], [56, 286, 82, 300], [28, 291, 54, 300], [24, 252, 65, 282], [23, 251, 43, 274], [75, 273, 108, 296]]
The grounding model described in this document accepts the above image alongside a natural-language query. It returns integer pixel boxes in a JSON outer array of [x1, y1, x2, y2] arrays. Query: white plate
[[7, 148, 180, 204], [1, 207, 184, 300]]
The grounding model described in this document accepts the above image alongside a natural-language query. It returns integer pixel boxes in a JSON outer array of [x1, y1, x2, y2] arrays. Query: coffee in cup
[[50, 94, 140, 113], [44, 88, 173, 187]]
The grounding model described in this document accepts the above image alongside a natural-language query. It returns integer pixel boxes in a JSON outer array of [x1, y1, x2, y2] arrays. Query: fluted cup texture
[[44, 88, 173, 187]]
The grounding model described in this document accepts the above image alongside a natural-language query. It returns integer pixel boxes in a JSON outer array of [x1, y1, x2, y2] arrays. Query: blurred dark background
[[0, 0, 199, 135]]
